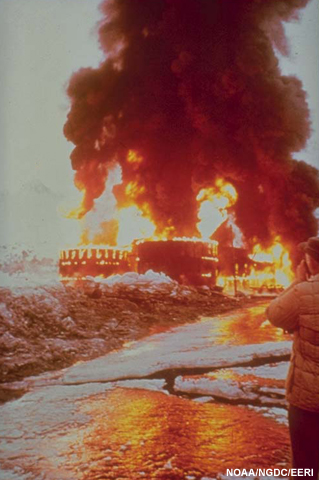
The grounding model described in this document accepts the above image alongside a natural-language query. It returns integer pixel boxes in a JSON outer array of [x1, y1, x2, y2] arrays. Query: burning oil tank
[[134, 239, 219, 286], [59, 247, 130, 279]]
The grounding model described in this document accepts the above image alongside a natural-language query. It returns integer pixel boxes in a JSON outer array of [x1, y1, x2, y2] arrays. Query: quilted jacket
[[266, 273, 319, 412]]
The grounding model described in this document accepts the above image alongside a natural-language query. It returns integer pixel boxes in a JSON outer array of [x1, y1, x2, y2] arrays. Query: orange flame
[[127, 149, 143, 167], [216, 238, 293, 294], [125, 181, 145, 199], [69, 160, 156, 247], [196, 179, 238, 239], [63, 160, 295, 293], [248, 238, 293, 288]]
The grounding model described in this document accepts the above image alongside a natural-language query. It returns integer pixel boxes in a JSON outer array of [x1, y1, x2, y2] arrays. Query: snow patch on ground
[[174, 362, 288, 407], [233, 362, 288, 380], [93, 269, 174, 286], [248, 405, 288, 425], [62, 338, 291, 385], [86, 269, 194, 296], [175, 375, 258, 401]]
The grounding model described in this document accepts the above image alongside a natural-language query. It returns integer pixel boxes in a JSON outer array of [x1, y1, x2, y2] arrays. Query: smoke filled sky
[[0, 0, 318, 253]]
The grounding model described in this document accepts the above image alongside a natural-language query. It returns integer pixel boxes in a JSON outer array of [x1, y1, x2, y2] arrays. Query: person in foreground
[[267, 237, 319, 479]]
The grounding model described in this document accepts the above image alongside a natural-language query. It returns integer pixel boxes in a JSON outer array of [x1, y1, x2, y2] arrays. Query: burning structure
[[58, 238, 290, 293], [135, 239, 218, 285], [59, 239, 219, 286], [61, 0, 319, 289], [217, 245, 287, 293], [59, 247, 130, 278]]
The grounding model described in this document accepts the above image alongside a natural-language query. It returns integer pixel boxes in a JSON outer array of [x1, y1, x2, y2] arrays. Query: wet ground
[[0, 301, 293, 479], [0, 280, 248, 388]]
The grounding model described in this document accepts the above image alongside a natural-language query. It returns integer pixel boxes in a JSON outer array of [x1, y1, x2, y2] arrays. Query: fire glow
[[62, 160, 294, 291], [61, 0, 319, 288], [248, 240, 293, 288], [196, 180, 238, 240], [68, 162, 241, 247]]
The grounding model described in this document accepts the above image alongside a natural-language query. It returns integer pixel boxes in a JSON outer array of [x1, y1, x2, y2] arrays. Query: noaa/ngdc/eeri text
[[227, 468, 313, 477]]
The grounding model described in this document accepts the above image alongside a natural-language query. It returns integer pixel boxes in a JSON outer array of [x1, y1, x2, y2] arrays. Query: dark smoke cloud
[[64, 0, 319, 249]]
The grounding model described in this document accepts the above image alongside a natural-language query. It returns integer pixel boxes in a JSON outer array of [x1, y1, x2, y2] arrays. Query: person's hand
[[295, 259, 309, 282]]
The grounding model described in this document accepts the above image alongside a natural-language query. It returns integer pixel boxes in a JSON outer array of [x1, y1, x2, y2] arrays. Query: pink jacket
[[267, 273, 319, 412]]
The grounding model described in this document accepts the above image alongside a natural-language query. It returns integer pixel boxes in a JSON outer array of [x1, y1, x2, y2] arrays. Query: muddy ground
[[0, 280, 260, 401]]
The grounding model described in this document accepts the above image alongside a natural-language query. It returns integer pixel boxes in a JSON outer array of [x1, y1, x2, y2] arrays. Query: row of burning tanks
[[59, 239, 280, 292]]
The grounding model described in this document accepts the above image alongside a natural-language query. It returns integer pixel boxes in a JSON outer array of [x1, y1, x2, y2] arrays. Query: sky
[[0, 0, 318, 255], [0, 0, 102, 199], [278, 0, 319, 168]]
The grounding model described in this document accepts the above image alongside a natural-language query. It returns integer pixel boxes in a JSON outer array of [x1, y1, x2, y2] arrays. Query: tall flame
[[196, 179, 238, 240], [116, 206, 156, 246], [66, 161, 157, 247], [248, 238, 293, 288]]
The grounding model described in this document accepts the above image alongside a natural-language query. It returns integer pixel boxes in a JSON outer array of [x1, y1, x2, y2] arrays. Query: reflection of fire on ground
[[72, 388, 290, 479]]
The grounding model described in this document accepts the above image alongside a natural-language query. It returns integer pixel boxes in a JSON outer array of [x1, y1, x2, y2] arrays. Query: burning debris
[[217, 240, 292, 293], [62, 0, 319, 286]]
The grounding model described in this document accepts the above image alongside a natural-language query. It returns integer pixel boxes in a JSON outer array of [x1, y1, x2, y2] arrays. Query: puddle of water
[[200, 303, 288, 346], [73, 388, 290, 480], [125, 303, 288, 354], [1, 387, 288, 479]]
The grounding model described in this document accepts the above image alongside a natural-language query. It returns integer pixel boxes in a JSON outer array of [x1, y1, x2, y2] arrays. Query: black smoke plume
[[64, 0, 319, 251]]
